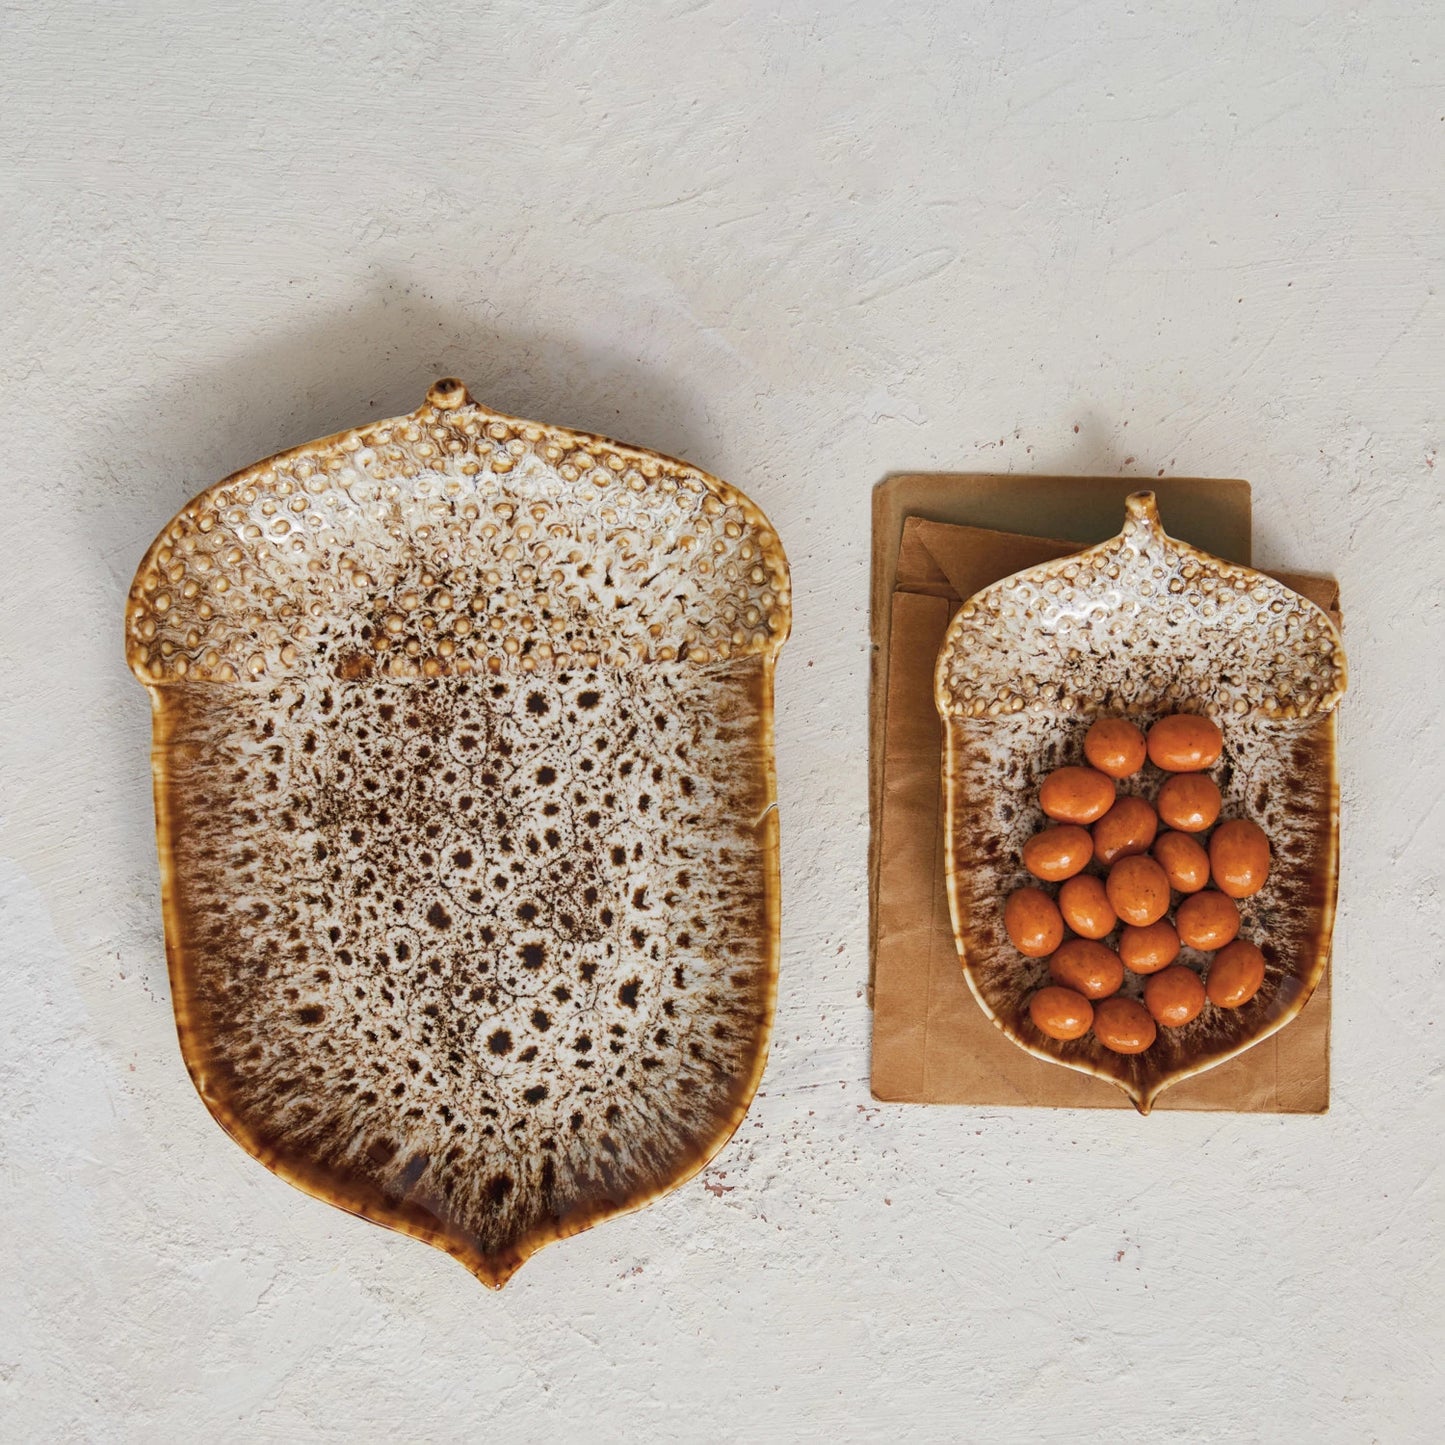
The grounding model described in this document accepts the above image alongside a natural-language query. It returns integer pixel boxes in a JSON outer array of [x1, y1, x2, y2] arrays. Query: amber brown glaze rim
[[132, 380, 787, 1285]]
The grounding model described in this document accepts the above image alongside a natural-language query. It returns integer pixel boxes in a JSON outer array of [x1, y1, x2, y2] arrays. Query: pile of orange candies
[[1007, 713, 1272, 1054]]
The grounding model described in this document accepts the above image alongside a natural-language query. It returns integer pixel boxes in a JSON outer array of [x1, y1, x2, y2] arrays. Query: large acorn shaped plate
[[127, 380, 790, 1284], [934, 492, 1346, 1114]]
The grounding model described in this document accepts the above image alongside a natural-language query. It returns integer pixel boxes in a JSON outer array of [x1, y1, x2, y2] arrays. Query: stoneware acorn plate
[[126, 379, 790, 1285], [934, 492, 1346, 1114]]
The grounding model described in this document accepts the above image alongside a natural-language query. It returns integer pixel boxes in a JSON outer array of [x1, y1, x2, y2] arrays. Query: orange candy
[[1210, 819, 1272, 898], [1175, 890, 1241, 950], [1118, 920, 1181, 975], [1207, 939, 1267, 1008], [1153, 831, 1211, 893], [1147, 713, 1224, 772], [1092, 996, 1157, 1054], [1005, 712, 1277, 1056], [1083, 717, 1147, 778], [1156, 773, 1222, 833], [1105, 855, 1171, 927], [1092, 795, 1158, 867], [1058, 874, 1118, 940], [1039, 766, 1116, 825], [1004, 887, 1065, 957], [1048, 938, 1125, 999], [1029, 986, 1094, 1041], [1021, 825, 1094, 882], [1144, 965, 1207, 1028]]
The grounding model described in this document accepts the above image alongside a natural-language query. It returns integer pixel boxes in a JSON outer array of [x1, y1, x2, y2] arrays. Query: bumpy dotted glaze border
[[936, 493, 1345, 723], [127, 380, 791, 685]]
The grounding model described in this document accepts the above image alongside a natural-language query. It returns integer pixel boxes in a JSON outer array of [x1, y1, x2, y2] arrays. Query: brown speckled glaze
[[127, 380, 790, 1284], [935, 492, 1346, 1114]]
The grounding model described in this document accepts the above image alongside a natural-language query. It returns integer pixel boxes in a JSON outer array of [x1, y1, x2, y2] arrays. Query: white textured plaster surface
[[1, 2, 1441, 1440]]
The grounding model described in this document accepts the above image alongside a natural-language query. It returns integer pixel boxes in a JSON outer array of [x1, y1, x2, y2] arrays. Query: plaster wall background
[[2, 3, 1441, 1439]]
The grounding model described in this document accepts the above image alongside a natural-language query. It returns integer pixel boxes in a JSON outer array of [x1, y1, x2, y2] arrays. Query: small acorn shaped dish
[[934, 492, 1346, 1114]]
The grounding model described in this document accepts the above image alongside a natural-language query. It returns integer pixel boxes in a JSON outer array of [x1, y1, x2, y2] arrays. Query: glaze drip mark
[[128, 383, 789, 1285]]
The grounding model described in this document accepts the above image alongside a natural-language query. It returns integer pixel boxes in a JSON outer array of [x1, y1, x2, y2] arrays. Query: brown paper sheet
[[868, 476, 1340, 1112]]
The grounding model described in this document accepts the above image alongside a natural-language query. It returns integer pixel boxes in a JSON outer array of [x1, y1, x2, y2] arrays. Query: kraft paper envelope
[[869, 476, 1340, 1111]]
